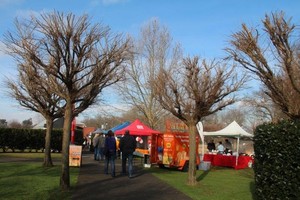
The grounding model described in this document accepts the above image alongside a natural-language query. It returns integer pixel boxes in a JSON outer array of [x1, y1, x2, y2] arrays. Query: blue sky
[[0, 0, 299, 124]]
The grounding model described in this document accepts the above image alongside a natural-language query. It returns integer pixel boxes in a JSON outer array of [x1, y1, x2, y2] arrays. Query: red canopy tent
[[115, 119, 161, 136]]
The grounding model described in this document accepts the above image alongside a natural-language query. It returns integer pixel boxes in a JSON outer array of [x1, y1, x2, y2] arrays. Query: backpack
[[105, 137, 116, 156]]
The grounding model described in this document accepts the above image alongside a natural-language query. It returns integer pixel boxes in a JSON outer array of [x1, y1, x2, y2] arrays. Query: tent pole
[[236, 137, 240, 166], [196, 122, 204, 161], [201, 136, 205, 161]]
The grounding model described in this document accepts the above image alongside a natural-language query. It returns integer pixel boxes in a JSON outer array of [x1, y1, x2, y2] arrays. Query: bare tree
[[153, 56, 247, 185], [22, 118, 33, 129], [4, 61, 63, 167], [117, 19, 181, 129], [226, 11, 300, 120], [0, 119, 8, 128], [4, 11, 132, 190], [3, 14, 69, 166], [218, 107, 247, 126], [8, 120, 22, 128], [244, 90, 288, 123]]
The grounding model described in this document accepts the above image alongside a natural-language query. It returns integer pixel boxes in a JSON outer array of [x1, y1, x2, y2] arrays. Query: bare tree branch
[[226, 11, 300, 120], [153, 56, 247, 185], [3, 11, 132, 190], [116, 19, 180, 129]]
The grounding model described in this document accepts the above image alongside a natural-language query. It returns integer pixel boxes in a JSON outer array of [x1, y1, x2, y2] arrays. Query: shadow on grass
[[144, 165, 182, 174], [250, 181, 257, 200], [196, 170, 210, 182]]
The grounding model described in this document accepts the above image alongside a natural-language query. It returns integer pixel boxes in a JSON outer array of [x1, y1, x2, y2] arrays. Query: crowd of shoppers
[[90, 129, 137, 179]]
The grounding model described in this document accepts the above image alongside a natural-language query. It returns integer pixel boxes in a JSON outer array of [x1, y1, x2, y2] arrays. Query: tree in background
[[4, 11, 132, 190], [153, 56, 247, 185], [8, 120, 22, 129], [22, 118, 33, 129], [0, 119, 8, 128], [226, 11, 300, 120], [82, 113, 124, 129], [244, 90, 287, 123], [117, 19, 181, 129], [209, 107, 247, 127], [4, 18, 65, 167]]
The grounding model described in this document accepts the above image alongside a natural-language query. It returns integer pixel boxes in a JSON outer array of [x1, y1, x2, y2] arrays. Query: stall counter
[[203, 154, 253, 169]]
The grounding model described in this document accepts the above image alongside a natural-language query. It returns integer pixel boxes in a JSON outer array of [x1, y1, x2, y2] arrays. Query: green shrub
[[0, 128, 83, 153], [0, 128, 10, 152], [254, 120, 300, 200]]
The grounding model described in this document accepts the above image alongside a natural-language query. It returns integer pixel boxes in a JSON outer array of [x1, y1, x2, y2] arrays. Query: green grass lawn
[[0, 153, 256, 200], [0, 153, 79, 200], [149, 166, 256, 200]]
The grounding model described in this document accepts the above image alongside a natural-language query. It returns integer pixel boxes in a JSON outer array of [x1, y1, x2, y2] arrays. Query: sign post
[[69, 144, 82, 167], [71, 117, 76, 144]]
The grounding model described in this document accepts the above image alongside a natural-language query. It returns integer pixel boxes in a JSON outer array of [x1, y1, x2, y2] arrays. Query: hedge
[[254, 120, 300, 200], [0, 128, 83, 152]]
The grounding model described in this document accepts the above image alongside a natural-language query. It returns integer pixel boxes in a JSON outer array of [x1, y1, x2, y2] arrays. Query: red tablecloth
[[203, 154, 253, 169]]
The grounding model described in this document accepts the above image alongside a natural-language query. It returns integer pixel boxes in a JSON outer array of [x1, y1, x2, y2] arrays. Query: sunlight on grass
[[0, 159, 79, 200], [150, 166, 255, 200], [0, 153, 256, 200]]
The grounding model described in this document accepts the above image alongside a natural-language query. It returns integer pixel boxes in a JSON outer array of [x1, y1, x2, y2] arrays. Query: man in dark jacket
[[119, 130, 136, 178], [104, 130, 117, 177]]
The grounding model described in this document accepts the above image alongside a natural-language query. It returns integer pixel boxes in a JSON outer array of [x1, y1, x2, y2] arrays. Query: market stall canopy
[[99, 121, 130, 134], [93, 128, 105, 134], [110, 121, 130, 132], [198, 121, 253, 166], [115, 119, 161, 136], [202, 121, 253, 138]]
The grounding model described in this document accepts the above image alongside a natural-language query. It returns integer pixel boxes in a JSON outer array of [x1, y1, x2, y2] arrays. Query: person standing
[[98, 132, 106, 161], [119, 130, 136, 178], [207, 140, 216, 152], [93, 133, 100, 161], [217, 141, 225, 154], [224, 139, 232, 154], [104, 130, 117, 177]]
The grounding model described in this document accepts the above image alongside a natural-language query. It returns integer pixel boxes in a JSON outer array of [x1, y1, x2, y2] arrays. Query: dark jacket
[[104, 136, 116, 156], [120, 134, 136, 155]]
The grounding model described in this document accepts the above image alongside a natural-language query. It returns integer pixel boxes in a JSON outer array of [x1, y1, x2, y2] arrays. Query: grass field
[[149, 165, 256, 200], [0, 153, 79, 200], [0, 153, 256, 200]]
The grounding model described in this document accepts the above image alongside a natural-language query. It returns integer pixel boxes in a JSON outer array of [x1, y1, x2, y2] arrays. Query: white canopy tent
[[197, 121, 253, 166]]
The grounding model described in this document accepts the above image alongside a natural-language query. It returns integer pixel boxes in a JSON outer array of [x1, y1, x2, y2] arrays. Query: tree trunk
[[60, 103, 72, 190], [187, 122, 197, 186], [43, 118, 54, 167]]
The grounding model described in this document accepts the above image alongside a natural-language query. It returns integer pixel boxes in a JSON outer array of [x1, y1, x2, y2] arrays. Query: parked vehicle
[[150, 120, 200, 171]]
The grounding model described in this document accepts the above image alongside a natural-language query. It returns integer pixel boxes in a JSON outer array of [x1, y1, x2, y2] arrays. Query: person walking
[[104, 130, 117, 177], [93, 133, 100, 161], [119, 130, 136, 178]]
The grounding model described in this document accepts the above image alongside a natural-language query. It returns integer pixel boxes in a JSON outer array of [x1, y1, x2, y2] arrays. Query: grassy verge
[[0, 153, 79, 200], [149, 166, 256, 200], [0, 153, 256, 200], [0, 152, 62, 159]]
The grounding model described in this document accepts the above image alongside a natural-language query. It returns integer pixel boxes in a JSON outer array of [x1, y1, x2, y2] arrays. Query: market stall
[[203, 154, 253, 169], [197, 121, 253, 169], [115, 119, 161, 156]]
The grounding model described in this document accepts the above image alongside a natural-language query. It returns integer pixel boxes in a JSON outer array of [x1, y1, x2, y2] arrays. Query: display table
[[203, 154, 253, 169]]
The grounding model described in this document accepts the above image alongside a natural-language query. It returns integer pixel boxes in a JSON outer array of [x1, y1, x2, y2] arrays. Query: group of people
[[92, 130, 136, 178], [207, 139, 232, 155]]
